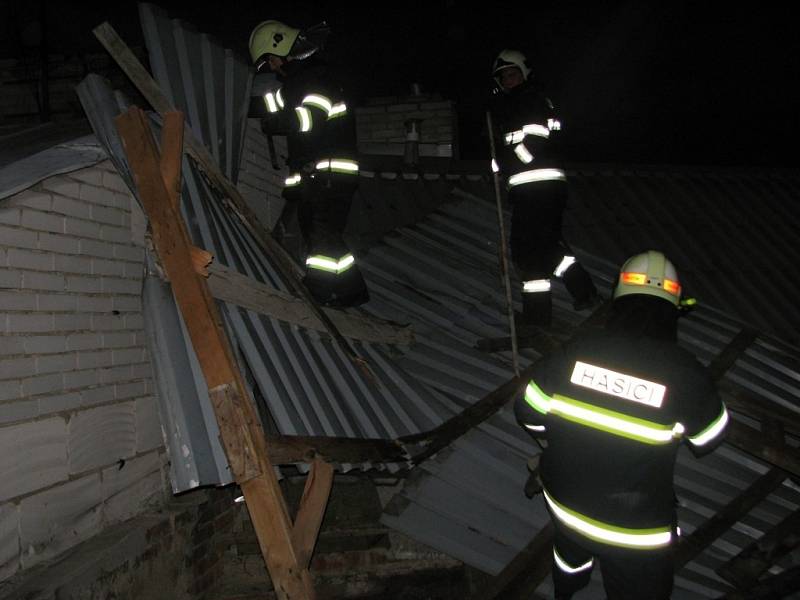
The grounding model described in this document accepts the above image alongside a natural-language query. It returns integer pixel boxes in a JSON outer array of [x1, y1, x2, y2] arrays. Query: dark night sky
[[2, 1, 798, 167]]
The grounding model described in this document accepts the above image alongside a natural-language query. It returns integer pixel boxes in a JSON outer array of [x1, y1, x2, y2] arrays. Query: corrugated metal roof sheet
[[0, 135, 106, 201], [138, 2, 252, 185]]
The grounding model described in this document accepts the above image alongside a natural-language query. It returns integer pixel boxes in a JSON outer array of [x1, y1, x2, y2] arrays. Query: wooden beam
[[207, 262, 414, 345], [715, 565, 800, 600], [267, 434, 409, 465], [674, 467, 787, 567], [115, 107, 314, 600], [706, 328, 758, 381], [93, 21, 377, 384], [672, 326, 795, 568], [718, 380, 800, 437], [404, 301, 611, 464], [725, 420, 800, 478], [400, 362, 538, 465], [716, 508, 800, 590], [291, 458, 335, 568], [475, 331, 561, 354], [472, 522, 554, 600]]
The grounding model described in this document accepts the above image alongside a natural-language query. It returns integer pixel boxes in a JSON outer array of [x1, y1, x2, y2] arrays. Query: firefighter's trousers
[[509, 180, 595, 326], [552, 521, 674, 600], [282, 171, 369, 308]]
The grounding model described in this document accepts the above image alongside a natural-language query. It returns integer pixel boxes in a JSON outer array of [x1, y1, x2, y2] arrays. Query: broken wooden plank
[[674, 467, 787, 567], [190, 246, 213, 278], [116, 107, 314, 600], [291, 458, 335, 568], [716, 507, 800, 590], [473, 522, 554, 600], [207, 262, 414, 345]]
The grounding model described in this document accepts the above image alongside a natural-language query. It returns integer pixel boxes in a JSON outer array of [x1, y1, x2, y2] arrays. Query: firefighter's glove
[[678, 296, 697, 317]]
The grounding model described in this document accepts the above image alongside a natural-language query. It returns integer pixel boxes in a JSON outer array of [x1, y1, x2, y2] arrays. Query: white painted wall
[[237, 119, 288, 233], [0, 160, 168, 582]]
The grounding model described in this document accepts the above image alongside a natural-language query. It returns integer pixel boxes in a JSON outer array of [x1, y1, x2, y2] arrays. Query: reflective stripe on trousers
[[544, 489, 673, 549]]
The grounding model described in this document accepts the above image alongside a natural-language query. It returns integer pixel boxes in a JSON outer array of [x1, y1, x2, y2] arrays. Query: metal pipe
[[485, 110, 519, 376]]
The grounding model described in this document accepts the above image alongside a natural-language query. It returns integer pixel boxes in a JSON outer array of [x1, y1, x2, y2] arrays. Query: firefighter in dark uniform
[[489, 49, 597, 329], [515, 250, 729, 600], [249, 20, 369, 307]]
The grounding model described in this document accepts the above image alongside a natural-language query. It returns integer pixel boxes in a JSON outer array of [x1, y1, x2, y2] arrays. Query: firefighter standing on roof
[[488, 49, 597, 329], [515, 250, 729, 600], [249, 20, 369, 308]]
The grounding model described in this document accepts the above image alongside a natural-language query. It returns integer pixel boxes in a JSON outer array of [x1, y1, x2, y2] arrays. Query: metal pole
[[486, 110, 520, 376]]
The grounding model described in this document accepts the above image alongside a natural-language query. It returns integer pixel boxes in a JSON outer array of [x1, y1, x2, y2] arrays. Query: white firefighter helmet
[[613, 250, 682, 306], [249, 20, 330, 69], [249, 21, 300, 64], [492, 49, 532, 85]]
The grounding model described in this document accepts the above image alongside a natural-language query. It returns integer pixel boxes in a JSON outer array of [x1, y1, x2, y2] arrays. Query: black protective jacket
[[515, 328, 728, 543], [488, 80, 563, 180], [260, 57, 357, 172]]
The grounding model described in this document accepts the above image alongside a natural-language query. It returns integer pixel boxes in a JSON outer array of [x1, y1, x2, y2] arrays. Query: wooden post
[[292, 458, 335, 569], [116, 107, 314, 599]]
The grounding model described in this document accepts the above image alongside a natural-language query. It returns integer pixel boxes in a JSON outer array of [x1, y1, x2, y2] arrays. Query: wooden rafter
[[674, 467, 787, 567], [206, 262, 413, 345], [717, 507, 800, 590]]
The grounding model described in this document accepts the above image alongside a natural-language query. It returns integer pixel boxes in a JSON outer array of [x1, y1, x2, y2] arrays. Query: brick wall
[[214, 477, 470, 599], [0, 159, 169, 584], [237, 119, 288, 232], [0, 51, 146, 124], [355, 93, 458, 158], [0, 486, 237, 600]]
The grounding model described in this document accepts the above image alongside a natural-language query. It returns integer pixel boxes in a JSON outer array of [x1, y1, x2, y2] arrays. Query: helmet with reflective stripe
[[492, 49, 532, 83], [613, 250, 681, 306], [249, 20, 300, 63]]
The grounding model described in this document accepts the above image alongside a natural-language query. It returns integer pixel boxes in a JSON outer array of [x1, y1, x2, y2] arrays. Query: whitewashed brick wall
[[356, 94, 458, 156], [0, 160, 168, 582], [237, 118, 288, 232]]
